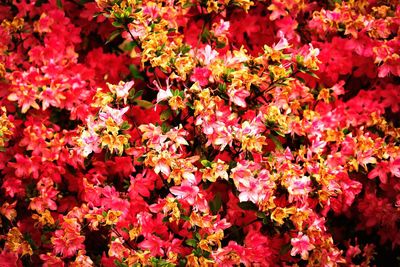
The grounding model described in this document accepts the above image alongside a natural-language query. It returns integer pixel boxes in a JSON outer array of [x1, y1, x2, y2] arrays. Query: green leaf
[[120, 121, 131, 130], [133, 90, 144, 99], [279, 243, 292, 255], [112, 21, 123, 27], [298, 67, 319, 79], [181, 215, 190, 221], [195, 232, 201, 241], [201, 160, 212, 167], [150, 257, 175, 267], [129, 64, 144, 80], [216, 40, 226, 49], [268, 133, 283, 151], [134, 99, 153, 109], [209, 193, 222, 215], [160, 109, 172, 121], [106, 29, 122, 44], [56, 0, 63, 8], [186, 101, 194, 109], [273, 130, 285, 137], [237, 201, 258, 211], [218, 83, 226, 92], [137, 156, 145, 162], [161, 122, 171, 133], [297, 76, 305, 84], [114, 260, 129, 267], [256, 211, 266, 218], [182, 1, 196, 8], [185, 239, 198, 247], [179, 258, 187, 267], [180, 44, 191, 54], [122, 40, 138, 52], [306, 71, 319, 79], [93, 12, 103, 18]]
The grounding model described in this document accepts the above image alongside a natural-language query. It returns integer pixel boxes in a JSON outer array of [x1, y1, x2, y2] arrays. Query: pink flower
[[200, 45, 218, 65], [212, 19, 230, 37], [139, 234, 165, 256], [390, 158, 400, 178], [154, 157, 171, 176], [108, 81, 134, 104], [52, 219, 85, 258], [228, 88, 250, 107], [40, 253, 65, 267], [108, 237, 129, 258], [170, 181, 200, 205], [99, 106, 129, 125], [287, 176, 312, 202], [8, 154, 40, 179], [0, 250, 21, 267], [290, 232, 315, 260], [273, 33, 289, 50], [153, 79, 173, 104], [190, 67, 211, 86], [156, 84, 173, 104], [368, 161, 390, 184]]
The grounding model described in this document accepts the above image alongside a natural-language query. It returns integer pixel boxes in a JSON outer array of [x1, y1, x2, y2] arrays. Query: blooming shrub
[[0, 0, 399, 266]]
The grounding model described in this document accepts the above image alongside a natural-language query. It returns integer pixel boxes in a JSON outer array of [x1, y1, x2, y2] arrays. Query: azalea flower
[[99, 106, 129, 126], [52, 219, 85, 257], [170, 181, 200, 205], [290, 232, 315, 260], [155, 79, 173, 104], [108, 81, 134, 104]]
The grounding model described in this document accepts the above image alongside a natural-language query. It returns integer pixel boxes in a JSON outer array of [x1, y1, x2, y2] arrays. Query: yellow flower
[[92, 88, 114, 108], [189, 212, 213, 229], [206, 230, 224, 249], [186, 254, 200, 267], [198, 256, 215, 266], [5, 227, 33, 256], [164, 197, 181, 223], [324, 128, 344, 142], [129, 226, 142, 240], [199, 239, 212, 252], [168, 95, 186, 111], [269, 65, 289, 81], [233, 0, 254, 12], [174, 56, 195, 80], [290, 209, 310, 230], [0, 107, 14, 147], [101, 132, 130, 155], [271, 206, 296, 225], [0, 62, 5, 78], [207, 0, 219, 13], [259, 197, 276, 212], [105, 210, 122, 225], [201, 159, 229, 183], [317, 88, 331, 103], [32, 209, 55, 227], [241, 135, 266, 153], [1, 17, 24, 32]]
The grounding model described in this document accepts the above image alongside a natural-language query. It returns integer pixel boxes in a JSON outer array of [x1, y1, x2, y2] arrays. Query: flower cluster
[[0, 0, 399, 266]]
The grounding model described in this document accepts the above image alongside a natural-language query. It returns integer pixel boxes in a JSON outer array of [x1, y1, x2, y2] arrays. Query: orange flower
[[5, 227, 33, 256]]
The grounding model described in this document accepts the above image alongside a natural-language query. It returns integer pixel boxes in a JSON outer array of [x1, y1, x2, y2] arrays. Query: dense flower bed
[[0, 0, 399, 266]]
